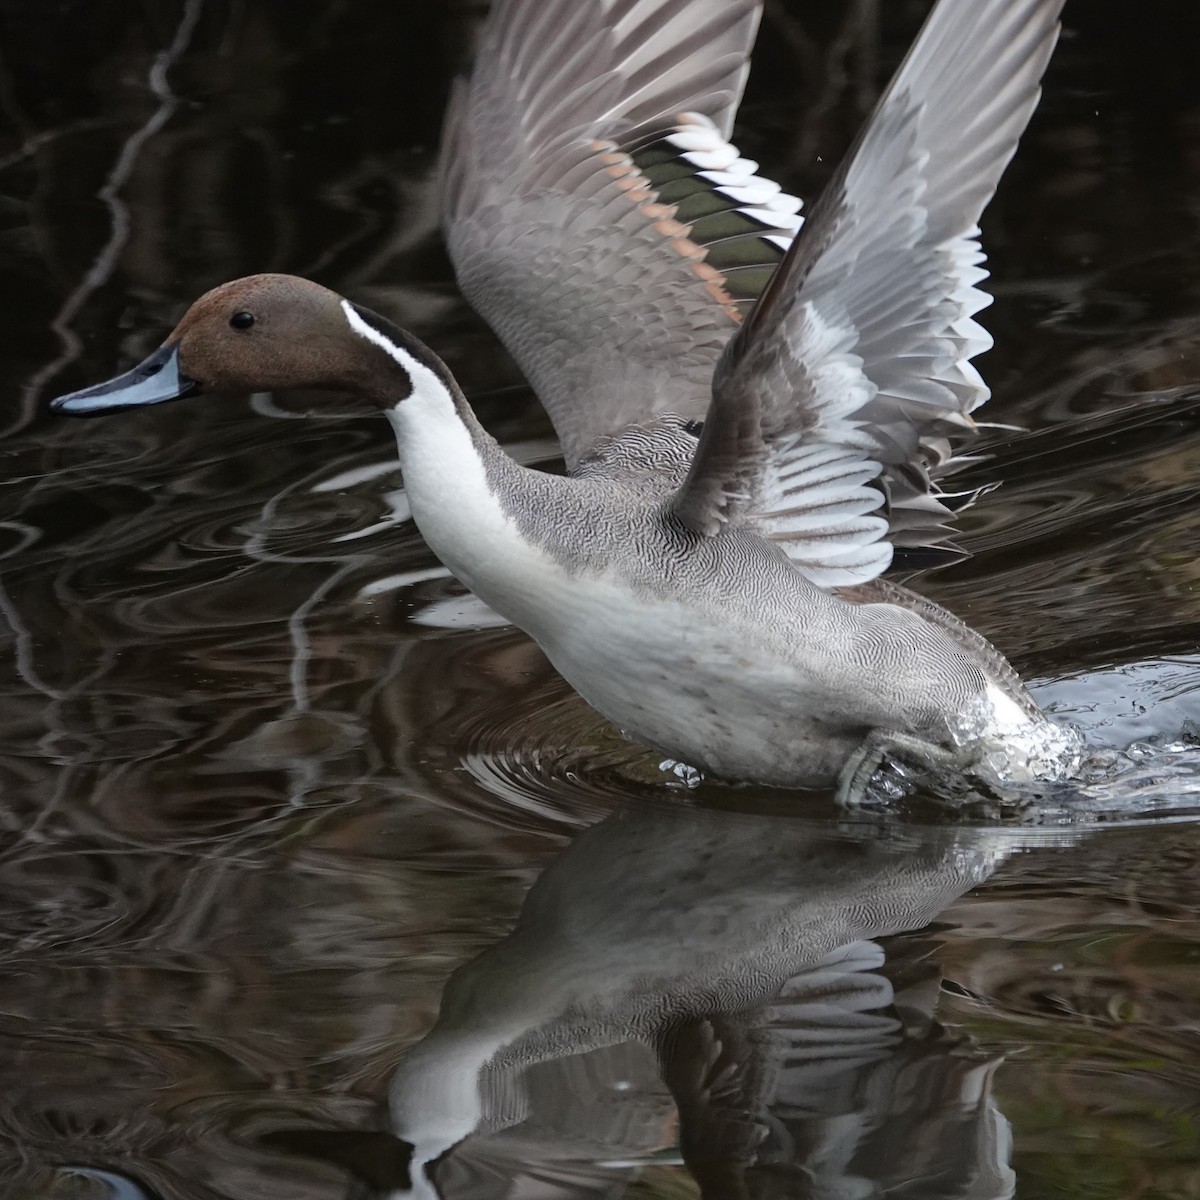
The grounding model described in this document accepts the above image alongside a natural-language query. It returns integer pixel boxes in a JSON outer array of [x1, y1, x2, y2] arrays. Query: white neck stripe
[[339, 299, 454, 413]]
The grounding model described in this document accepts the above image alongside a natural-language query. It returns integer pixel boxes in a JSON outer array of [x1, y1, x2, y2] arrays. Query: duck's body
[[50, 0, 1081, 795], [384, 332, 1052, 788]]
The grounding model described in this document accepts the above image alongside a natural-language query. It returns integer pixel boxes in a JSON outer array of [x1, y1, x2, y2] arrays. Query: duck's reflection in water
[[389, 806, 1055, 1199]]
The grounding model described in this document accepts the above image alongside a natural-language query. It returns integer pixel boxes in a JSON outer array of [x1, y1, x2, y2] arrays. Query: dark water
[[1, 1, 1199, 1197]]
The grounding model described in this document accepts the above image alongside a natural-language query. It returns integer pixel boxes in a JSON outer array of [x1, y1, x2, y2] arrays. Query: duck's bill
[[49, 342, 200, 417]]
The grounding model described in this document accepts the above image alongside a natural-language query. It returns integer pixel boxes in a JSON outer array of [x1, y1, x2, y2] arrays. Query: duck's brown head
[[50, 273, 438, 416]]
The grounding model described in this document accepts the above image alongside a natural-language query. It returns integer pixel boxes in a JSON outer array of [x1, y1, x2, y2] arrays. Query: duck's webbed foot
[[836, 729, 980, 807]]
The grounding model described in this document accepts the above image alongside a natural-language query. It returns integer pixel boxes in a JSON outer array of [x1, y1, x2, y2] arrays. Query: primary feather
[[442, 0, 803, 467], [673, 0, 1063, 585]]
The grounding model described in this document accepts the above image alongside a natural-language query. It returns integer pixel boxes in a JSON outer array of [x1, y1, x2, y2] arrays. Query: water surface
[[1, 1, 1199, 1197]]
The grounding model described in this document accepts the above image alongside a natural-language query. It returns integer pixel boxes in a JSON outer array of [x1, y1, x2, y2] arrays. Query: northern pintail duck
[[50, 0, 1080, 798]]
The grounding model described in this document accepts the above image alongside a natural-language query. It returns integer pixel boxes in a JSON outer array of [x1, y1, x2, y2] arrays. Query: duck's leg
[[836, 729, 981, 806]]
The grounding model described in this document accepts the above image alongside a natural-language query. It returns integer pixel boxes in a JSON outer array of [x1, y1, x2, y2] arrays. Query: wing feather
[[673, 0, 1064, 585], [442, 0, 807, 468]]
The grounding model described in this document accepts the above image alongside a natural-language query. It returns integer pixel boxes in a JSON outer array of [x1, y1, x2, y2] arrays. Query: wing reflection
[[389, 809, 1052, 1199]]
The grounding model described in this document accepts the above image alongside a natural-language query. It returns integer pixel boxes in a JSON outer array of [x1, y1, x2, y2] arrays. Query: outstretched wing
[[672, 0, 1064, 586], [442, 0, 803, 469]]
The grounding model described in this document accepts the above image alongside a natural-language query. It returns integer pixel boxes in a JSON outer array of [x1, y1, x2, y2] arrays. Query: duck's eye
[[229, 311, 255, 331]]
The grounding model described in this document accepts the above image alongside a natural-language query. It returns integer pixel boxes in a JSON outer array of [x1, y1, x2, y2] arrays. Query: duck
[[49, 0, 1081, 800]]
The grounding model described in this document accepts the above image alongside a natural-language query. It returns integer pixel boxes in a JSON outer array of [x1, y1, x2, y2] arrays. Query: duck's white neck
[[388, 1028, 508, 1197], [339, 301, 542, 609]]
